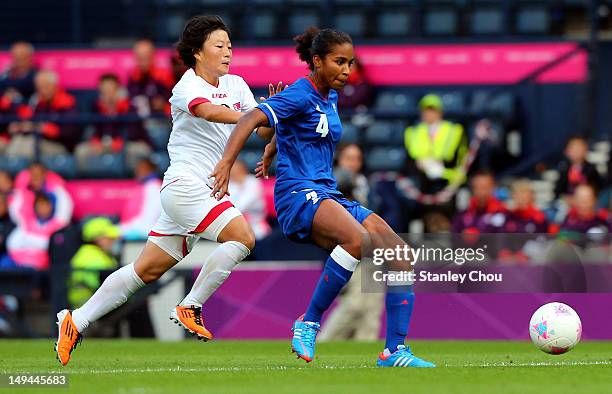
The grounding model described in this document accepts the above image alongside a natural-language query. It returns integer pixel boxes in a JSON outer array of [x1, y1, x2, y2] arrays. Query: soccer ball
[[529, 302, 582, 354]]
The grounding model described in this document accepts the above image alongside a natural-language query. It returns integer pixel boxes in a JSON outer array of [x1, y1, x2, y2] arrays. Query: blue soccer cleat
[[291, 316, 320, 363], [376, 345, 436, 368]]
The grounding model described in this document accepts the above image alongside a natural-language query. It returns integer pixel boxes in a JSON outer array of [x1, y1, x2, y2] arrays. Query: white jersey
[[164, 68, 258, 186]]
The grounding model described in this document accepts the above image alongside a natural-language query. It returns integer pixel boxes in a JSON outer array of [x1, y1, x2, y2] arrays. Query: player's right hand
[[255, 143, 276, 179], [209, 159, 232, 200]]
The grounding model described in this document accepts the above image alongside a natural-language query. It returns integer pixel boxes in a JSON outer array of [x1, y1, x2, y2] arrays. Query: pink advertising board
[[0, 42, 585, 89], [66, 180, 139, 220]]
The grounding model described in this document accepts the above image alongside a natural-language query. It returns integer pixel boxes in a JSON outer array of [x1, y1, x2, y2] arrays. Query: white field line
[[3, 360, 611, 375]]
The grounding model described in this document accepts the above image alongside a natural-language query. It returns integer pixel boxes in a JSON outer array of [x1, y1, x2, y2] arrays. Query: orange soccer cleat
[[54, 309, 83, 366], [170, 305, 213, 341]]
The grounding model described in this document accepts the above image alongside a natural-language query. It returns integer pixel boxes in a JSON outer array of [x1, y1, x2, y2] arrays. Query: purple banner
[[202, 265, 612, 340]]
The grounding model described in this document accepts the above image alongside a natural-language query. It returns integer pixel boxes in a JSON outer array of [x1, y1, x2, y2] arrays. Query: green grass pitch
[[1, 339, 611, 393]]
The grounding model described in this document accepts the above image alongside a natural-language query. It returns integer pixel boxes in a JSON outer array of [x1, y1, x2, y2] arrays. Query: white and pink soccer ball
[[529, 302, 582, 354]]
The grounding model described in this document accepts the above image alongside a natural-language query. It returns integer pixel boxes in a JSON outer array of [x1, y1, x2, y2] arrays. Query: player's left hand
[[209, 160, 232, 200]]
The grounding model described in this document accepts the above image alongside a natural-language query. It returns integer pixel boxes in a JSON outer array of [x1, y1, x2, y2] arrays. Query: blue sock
[[384, 285, 415, 352], [303, 254, 354, 323]]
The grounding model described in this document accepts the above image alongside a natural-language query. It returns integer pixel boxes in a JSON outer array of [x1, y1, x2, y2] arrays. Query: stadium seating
[[78, 153, 125, 179], [364, 121, 405, 146], [365, 146, 406, 172], [469, 6, 506, 35], [41, 154, 78, 180], [377, 9, 413, 38], [515, 5, 551, 35], [423, 6, 459, 36], [0, 156, 31, 176]]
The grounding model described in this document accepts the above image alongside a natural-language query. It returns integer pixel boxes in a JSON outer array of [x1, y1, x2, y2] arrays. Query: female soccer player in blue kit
[[210, 27, 435, 368]]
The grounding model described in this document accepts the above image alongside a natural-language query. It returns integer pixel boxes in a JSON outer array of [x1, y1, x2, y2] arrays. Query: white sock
[[72, 263, 145, 333], [180, 241, 250, 307]]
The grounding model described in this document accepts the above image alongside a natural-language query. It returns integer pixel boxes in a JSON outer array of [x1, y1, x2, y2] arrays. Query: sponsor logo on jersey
[[233, 102, 242, 111]]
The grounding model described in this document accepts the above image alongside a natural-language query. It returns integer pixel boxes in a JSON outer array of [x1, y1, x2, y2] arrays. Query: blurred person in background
[[5, 192, 63, 269], [555, 136, 603, 200], [6, 70, 78, 158], [334, 143, 369, 206], [504, 179, 548, 234], [0, 41, 37, 104], [452, 169, 507, 234], [546, 183, 611, 265], [404, 94, 468, 232], [74, 73, 152, 170], [13, 162, 73, 221], [0, 193, 16, 267], [404, 94, 468, 196], [498, 179, 548, 264], [69, 217, 121, 309], [559, 183, 610, 236], [128, 39, 173, 116], [119, 158, 162, 240], [228, 159, 270, 241]]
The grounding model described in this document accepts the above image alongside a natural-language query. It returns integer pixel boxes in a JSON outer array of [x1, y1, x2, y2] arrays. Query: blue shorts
[[274, 182, 373, 243]]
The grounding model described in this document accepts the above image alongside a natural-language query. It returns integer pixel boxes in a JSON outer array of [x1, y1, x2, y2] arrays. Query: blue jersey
[[257, 77, 373, 242], [258, 77, 342, 193]]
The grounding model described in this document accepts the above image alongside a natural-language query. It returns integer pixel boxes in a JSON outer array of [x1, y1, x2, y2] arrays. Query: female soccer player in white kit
[[55, 15, 278, 365]]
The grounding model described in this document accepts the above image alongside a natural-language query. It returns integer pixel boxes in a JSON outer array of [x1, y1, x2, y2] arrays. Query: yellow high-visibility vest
[[404, 121, 467, 184]]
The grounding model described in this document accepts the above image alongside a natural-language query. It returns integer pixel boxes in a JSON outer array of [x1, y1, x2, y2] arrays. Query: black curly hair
[[294, 27, 352, 71], [176, 15, 230, 68]]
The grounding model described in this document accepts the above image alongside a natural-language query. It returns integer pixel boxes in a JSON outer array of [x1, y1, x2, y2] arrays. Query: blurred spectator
[[128, 39, 172, 116], [334, 143, 369, 206], [0, 193, 16, 267], [0, 171, 14, 195], [337, 59, 373, 111], [6, 70, 78, 158], [5, 163, 72, 269], [74, 73, 152, 170], [0, 42, 37, 103], [69, 217, 120, 308], [503, 179, 548, 234], [559, 183, 610, 237], [228, 159, 271, 240], [6, 192, 63, 269], [452, 169, 507, 234], [119, 158, 162, 240], [554, 136, 603, 200], [404, 94, 468, 194], [497, 179, 548, 264]]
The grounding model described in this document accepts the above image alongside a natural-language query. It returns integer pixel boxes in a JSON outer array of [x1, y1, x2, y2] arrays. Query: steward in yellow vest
[[68, 217, 120, 308], [404, 94, 468, 194]]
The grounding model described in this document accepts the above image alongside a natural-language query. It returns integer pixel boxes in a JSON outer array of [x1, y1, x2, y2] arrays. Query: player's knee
[[342, 236, 363, 260], [139, 265, 166, 284], [223, 226, 255, 251], [239, 229, 256, 251]]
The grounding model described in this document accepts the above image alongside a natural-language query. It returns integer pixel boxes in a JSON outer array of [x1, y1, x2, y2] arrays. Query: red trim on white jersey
[[188, 97, 210, 115]]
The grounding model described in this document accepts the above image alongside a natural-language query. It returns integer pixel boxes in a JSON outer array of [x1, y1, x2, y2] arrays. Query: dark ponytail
[[293, 27, 352, 71]]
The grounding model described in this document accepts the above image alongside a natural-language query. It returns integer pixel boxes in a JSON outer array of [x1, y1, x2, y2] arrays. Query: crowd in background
[[1, 39, 612, 280]]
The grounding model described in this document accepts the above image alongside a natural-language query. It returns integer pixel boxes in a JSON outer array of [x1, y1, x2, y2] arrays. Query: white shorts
[[148, 175, 242, 261]]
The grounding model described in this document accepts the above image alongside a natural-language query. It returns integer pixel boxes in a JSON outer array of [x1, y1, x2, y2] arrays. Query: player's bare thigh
[[216, 214, 255, 250], [362, 213, 411, 272], [310, 199, 369, 259], [134, 241, 181, 283]]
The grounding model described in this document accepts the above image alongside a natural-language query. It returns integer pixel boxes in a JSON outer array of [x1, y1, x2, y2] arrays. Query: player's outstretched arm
[[192, 102, 244, 124], [210, 108, 270, 199]]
